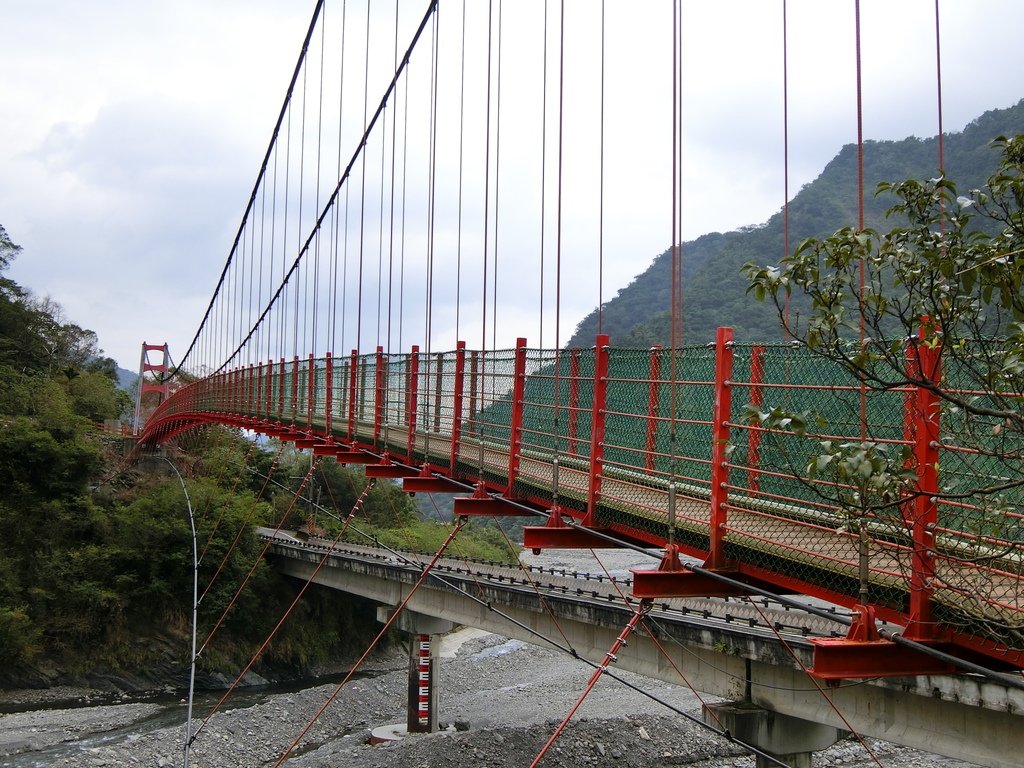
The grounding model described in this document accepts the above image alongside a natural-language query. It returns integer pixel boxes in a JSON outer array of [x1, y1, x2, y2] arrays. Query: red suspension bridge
[[130, 0, 1024, 765]]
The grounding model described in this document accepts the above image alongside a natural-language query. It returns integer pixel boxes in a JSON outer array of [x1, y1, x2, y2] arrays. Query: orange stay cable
[[529, 603, 650, 768], [196, 438, 259, 564], [198, 457, 321, 655], [272, 517, 467, 766], [191, 479, 377, 744], [199, 444, 285, 603]]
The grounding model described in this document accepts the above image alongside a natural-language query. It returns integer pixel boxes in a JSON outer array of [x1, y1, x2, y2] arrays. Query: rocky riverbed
[[0, 630, 980, 767]]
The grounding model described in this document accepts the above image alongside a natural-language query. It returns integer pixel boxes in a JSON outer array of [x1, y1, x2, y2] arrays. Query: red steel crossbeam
[[645, 345, 662, 472], [585, 334, 611, 526], [507, 338, 528, 497], [450, 341, 466, 473], [809, 605, 954, 680], [707, 327, 734, 570]]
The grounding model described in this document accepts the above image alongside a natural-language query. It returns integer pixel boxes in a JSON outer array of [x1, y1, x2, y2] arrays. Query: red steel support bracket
[[449, 341, 467, 473], [507, 338, 528, 497], [809, 605, 954, 680], [523, 507, 619, 553], [453, 482, 525, 516], [365, 461, 420, 479], [707, 327, 734, 570], [586, 334, 611, 526], [403, 475, 467, 494], [631, 546, 750, 599]]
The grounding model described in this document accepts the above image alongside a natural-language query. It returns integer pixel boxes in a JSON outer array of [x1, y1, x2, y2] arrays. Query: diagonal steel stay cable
[[198, 457, 322, 656], [529, 603, 652, 768], [740, 595, 884, 767], [199, 444, 285, 604], [586, 549, 728, 732], [255, 489, 803, 767], [194, 429, 233, 523], [196, 439, 260, 564], [190, 479, 377, 745], [422, 493, 578, 652], [271, 517, 468, 767]]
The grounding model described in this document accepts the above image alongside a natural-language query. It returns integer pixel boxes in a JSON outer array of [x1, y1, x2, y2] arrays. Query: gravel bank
[[1, 631, 980, 767]]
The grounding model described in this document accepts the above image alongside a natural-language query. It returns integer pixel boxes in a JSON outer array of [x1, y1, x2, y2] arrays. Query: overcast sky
[[3, 0, 1024, 371]]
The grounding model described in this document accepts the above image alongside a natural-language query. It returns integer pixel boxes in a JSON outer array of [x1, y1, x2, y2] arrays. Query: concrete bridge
[[261, 529, 1024, 768]]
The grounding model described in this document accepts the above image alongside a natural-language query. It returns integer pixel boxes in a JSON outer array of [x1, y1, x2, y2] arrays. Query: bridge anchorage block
[[809, 605, 955, 681], [522, 506, 617, 553], [631, 546, 752, 599], [452, 482, 525, 516]]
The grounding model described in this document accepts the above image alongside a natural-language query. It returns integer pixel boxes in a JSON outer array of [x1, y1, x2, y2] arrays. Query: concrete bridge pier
[[376, 607, 454, 734], [703, 702, 844, 768]]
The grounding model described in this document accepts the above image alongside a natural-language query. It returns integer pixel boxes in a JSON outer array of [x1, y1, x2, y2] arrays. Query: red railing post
[[508, 338, 528, 497], [324, 352, 333, 436], [645, 345, 662, 472], [586, 334, 611, 525], [904, 330, 941, 640], [374, 346, 385, 448], [747, 344, 765, 493], [450, 341, 467, 473], [348, 349, 358, 441], [408, 346, 420, 460], [306, 353, 315, 431], [708, 327, 734, 570], [568, 348, 581, 456]]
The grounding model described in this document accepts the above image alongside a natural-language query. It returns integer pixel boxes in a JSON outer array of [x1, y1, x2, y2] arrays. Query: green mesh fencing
[[149, 335, 1024, 651]]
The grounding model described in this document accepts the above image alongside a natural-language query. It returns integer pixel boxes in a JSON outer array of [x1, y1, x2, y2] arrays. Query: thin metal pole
[[163, 458, 198, 768]]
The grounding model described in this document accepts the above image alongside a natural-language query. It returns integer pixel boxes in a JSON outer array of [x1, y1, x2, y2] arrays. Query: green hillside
[[567, 99, 1024, 348]]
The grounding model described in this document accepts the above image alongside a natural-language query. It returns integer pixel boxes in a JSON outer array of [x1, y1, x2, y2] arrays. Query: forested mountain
[[567, 99, 1024, 348]]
